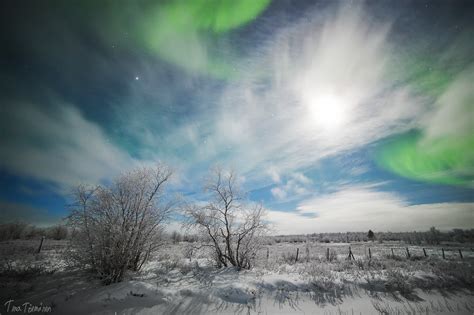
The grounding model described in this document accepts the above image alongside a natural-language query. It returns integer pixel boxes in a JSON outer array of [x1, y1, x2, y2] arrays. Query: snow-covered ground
[[1, 240, 473, 314]]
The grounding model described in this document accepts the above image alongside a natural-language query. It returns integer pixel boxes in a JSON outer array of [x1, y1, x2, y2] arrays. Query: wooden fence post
[[266, 247, 269, 260], [368, 247, 372, 259], [348, 247, 355, 260], [459, 249, 463, 259], [442, 248, 445, 259], [406, 247, 410, 259], [37, 236, 45, 254], [423, 248, 427, 257], [295, 248, 299, 263], [326, 248, 330, 261], [391, 248, 395, 258]]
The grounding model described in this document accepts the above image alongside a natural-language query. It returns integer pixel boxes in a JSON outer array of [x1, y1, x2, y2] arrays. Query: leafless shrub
[[0, 222, 29, 240], [385, 268, 413, 295], [46, 225, 68, 240], [66, 164, 174, 284], [184, 167, 268, 269], [280, 252, 298, 265]]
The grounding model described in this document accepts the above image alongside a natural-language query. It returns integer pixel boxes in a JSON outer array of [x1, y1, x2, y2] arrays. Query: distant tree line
[[0, 222, 68, 241], [169, 231, 199, 243], [167, 227, 474, 246], [269, 227, 474, 245], [3, 221, 473, 246]]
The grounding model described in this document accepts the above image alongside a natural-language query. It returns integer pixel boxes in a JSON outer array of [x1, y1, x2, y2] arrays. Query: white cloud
[[266, 166, 281, 183], [270, 187, 287, 200], [267, 185, 474, 234], [292, 172, 312, 186], [0, 102, 137, 190], [271, 172, 313, 201], [422, 66, 474, 142]]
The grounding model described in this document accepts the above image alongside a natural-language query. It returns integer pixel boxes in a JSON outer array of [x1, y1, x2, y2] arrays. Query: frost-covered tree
[[368, 229, 375, 241], [67, 164, 174, 284], [428, 226, 441, 245], [185, 167, 267, 269]]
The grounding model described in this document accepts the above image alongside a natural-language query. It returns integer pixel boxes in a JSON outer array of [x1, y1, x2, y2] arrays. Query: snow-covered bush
[[66, 164, 174, 284]]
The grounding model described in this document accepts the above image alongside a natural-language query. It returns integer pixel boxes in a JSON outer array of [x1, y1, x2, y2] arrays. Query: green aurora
[[141, 0, 271, 77], [376, 132, 474, 187], [376, 55, 473, 187]]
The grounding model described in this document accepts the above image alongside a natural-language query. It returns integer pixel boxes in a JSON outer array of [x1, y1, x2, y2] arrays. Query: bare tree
[[66, 164, 174, 284], [367, 229, 375, 241], [185, 167, 267, 269], [428, 226, 441, 245]]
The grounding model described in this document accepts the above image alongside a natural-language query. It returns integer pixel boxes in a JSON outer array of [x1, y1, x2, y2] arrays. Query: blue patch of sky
[[0, 170, 68, 216]]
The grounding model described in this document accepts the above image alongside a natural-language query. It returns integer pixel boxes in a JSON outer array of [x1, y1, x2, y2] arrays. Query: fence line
[[264, 244, 469, 261]]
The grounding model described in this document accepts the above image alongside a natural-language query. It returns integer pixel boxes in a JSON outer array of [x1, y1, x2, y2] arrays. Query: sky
[[0, 0, 473, 233]]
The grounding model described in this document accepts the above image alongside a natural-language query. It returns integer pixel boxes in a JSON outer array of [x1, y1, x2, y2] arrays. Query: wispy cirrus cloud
[[0, 101, 136, 190], [191, 3, 427, 183]]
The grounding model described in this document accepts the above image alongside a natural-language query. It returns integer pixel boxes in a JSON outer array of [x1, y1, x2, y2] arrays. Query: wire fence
[[260, 243, 473, 262]]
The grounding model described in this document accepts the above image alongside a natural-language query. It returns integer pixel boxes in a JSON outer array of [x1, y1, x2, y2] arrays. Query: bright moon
[[309, 93, 347, 130]]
